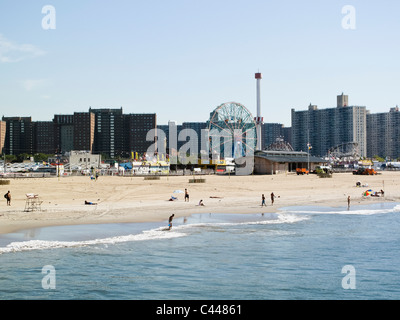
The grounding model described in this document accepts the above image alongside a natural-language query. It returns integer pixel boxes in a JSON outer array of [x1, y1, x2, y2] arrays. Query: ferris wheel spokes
[[208, 102, 257, 159]]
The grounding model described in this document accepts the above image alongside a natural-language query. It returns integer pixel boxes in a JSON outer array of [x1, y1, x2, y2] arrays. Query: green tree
[[373, 155, 385, 162]]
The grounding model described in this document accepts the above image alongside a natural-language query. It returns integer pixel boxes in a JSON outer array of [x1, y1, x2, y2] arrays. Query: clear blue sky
[[1, 0, 399, 126]]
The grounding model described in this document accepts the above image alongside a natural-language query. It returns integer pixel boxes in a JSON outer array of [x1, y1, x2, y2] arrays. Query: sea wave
[[0, 228, 185, 255], [0, 213, 309, 254], [230, 213, 310, 225], [283, 204, 400, 216], [173, 213, 309, 229]]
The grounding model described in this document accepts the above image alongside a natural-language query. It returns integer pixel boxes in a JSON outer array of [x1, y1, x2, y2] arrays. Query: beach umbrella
[[364, 189, 372, 196]]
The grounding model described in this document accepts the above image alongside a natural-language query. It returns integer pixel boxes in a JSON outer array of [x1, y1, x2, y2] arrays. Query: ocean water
[[1, 202, 400, 300]]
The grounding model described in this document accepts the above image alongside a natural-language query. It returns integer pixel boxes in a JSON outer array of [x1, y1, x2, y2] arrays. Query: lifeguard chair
[[24, 193, 43, 212]]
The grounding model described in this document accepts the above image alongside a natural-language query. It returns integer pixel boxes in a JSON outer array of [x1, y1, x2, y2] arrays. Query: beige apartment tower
[[337, 93, 349, 107]]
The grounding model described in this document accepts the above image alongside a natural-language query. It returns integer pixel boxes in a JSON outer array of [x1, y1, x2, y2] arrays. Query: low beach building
[[236, 150, 328, 175]]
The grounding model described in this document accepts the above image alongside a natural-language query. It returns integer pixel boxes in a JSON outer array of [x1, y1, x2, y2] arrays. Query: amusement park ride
[[207, 102, 258, 160]]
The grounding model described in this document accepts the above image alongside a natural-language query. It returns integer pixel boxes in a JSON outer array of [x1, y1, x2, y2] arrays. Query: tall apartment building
[[124, 113, 157, 155], [34, 121, 55, 154], [262, 123, 292, 149], [0, 120, 6, 154], [157, 121, 182, 154], [73, 112, 95, 152], [53, 114, 74, 153], [2, 117, 34, 155], [90, 107, 125, 158], [53, 110, 156, 158], [181, 122, 208, 155], [367, 106, 400, 159], [291, 94, 368, 157], [157, 121, 208, 155], [1, 109, 158, 158]]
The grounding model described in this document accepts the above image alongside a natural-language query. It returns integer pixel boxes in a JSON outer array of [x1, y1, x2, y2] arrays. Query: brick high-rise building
[[125, 113, 157, 155], [73, 112, 95, 152], [53, 114, 74, 153], [2, 117, 34, 155], [89, 107, 125, 158], [34, 121, 55, 154]]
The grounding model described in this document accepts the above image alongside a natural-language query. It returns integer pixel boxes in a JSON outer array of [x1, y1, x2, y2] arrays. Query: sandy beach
[[0, 172, 399, 235]]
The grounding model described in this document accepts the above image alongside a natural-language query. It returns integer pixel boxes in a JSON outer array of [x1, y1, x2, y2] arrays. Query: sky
[[0, 0, 399, 127]]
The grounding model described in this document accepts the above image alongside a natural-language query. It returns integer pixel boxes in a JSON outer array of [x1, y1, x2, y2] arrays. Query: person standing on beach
[[271, 192, 275, 206], [261, 194, 266, 207], [4, 191, 11, 206], [347, 196, 351, 209], [168, 214, 175, 230], [185, 189, 189, 202]]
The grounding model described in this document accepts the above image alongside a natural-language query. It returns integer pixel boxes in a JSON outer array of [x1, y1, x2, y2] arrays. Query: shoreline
[[1, 172, 399, 235]]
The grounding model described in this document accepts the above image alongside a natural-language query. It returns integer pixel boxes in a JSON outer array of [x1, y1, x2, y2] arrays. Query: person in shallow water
[[168, 214, 175, 230]]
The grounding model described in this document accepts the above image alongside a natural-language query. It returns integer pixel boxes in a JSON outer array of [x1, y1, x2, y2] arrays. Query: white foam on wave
[[283, 204, 400, 216], [0, 227, 185, 255], [0, 212, 309, 254], [227, 213, 310, 225], [172, 213, 309, 229]]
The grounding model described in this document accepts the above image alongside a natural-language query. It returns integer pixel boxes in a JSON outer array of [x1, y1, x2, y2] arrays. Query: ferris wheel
[[208, 102, 257, 159]]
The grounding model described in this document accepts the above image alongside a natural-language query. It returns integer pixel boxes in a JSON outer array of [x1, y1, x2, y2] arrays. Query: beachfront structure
[[291, 94, 368, 158], [235, 150, 327, 175], [68, 150, 101, 170], [367, 106, 400, 159], [47, 150, 101, 170], [254, 150, 328, 175]]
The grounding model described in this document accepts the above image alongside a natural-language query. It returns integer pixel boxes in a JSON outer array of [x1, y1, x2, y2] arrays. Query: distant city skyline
[[1, 1, 400, 127]]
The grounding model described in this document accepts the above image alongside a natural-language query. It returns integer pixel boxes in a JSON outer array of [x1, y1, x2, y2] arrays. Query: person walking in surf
[[168, 214, 175, 230]]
